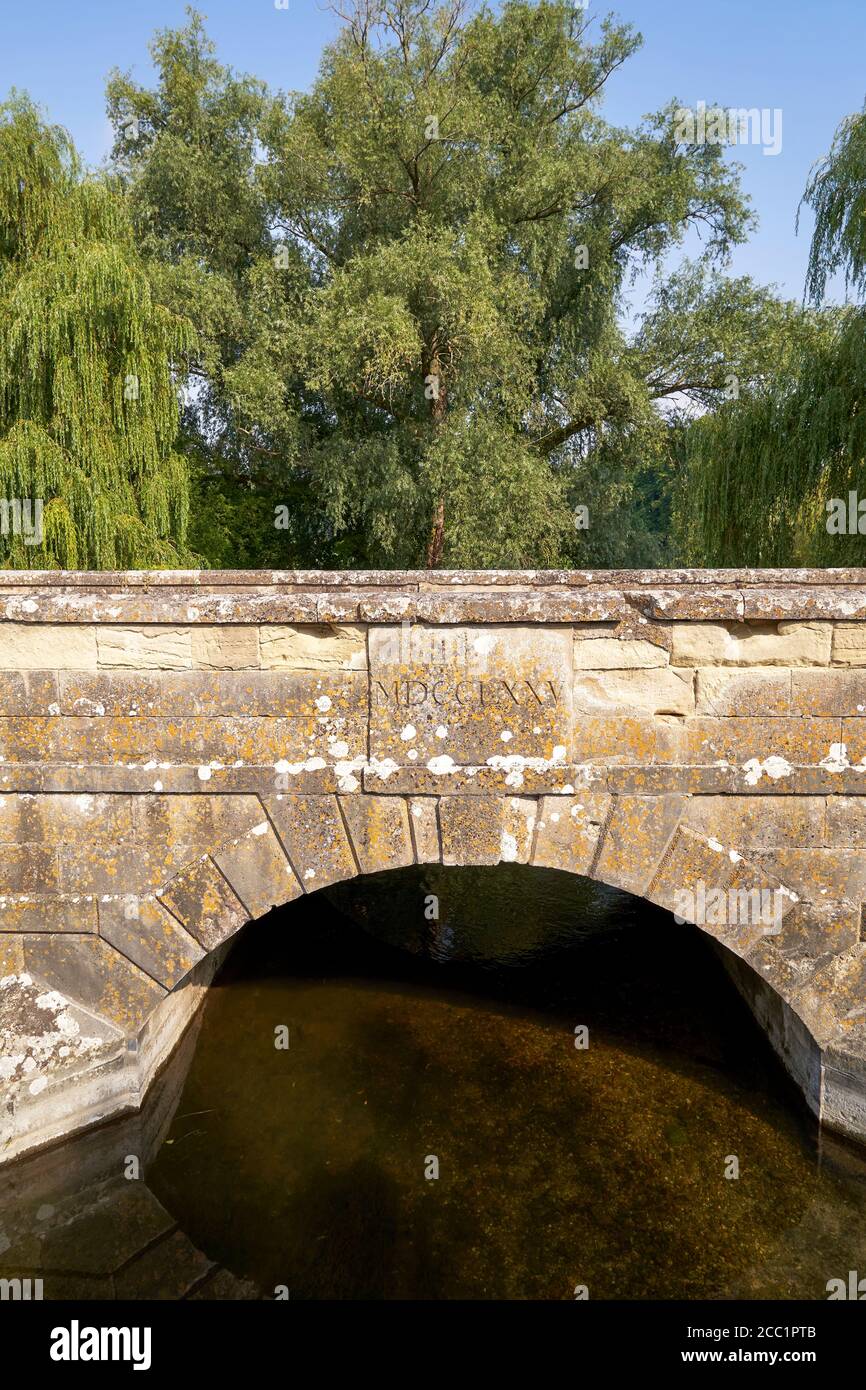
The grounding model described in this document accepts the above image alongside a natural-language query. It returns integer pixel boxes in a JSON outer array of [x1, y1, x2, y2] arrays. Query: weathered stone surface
[[23, 935, 166, 1033], [696, 667, 792, 716], [96, 627, 194, 669], [5, 567, 866, 1157], [752, 848, 866, 905], [606, 765, 738, 794], [408, 798, 441, 862], [58, 669, 365, 718], [213, 824, 302, 918], [572, 636, 669, 669], [339, 794, 414, 875], [791, 669, 866, 715], [159, 856, 249, 950], [572, 668, 694, 715], [0, 844, 59, 893], [646, 826, 735, 920], [0, 894, 97, 933], [264, 793, 357, 888], [571, 715, 684, 765], [774, 900, 860, 960], [99, 896, 204, 989], [369, 624, 572, 768], [362, 763, 585, 795], [838, 718, 866, 766], [743, 588, 866, 621], [190, 626, 259, 669], [671, 622, 832, 667], [594, 794, 686, 896], [0, 713, 367, 768], [826, 796, 866, 846], [259, 624, 366, 669], [832, 624, 866, 666], [683, 717, 840, 767], [532, 793, 611, 876], [683, 796, 826, 849], [439, 795, 536, 866], [0, 623, 97, 669], [0, 671, 60, 715], [0, 792, 134, 844], [114, 1228, 215, 1300]]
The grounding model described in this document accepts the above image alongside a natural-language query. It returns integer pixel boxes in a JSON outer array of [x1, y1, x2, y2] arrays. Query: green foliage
[[678, 106, 866, 567], [108, 2, 772, 569], [0, 94, 196, 568], [802, 108, 866, 305]]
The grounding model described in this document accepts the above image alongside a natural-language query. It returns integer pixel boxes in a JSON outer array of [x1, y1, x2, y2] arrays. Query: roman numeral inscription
[[373, 678, 560, 707], [368, 626, 573, 768]]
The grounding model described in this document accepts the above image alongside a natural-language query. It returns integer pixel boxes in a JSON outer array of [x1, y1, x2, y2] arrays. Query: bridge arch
[[1, 567, 866, 1161]]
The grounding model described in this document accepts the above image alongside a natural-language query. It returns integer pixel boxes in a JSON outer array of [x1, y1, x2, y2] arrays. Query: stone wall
[[2, 568, 866, 1161]]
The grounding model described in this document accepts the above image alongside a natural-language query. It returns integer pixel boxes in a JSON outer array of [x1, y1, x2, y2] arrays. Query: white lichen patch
[[427, 755, 457, 775], [819, 743, 850, 773], [741, 756, 794, 786], [0, 975, 110, 1093], [500, 831, 519, 862]]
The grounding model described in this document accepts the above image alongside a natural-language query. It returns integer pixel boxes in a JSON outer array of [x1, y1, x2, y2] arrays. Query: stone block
[[23, 935, 166, 1033], [213, 824, 302, 918], [571, 716, 684, 765], [96, 627, 193, 669], [0, 624, 97, 670], [368, 624, 573, 767], [438, 795, 536, 866], [593, 794, 686, 896], [159, 855, 249, 950], [683, 717, 840, 767], [791, 669, 866, 715], [531, 793, 611, 876], [571, 668, 694, 715], [831, 624, 866, 666], [99, 896, 204, 989], [263, 794, 357, 889], [0, 896, 97, 933], [573, 637, 668, 670], [408, 798, 441, 863], [0, 671, 60, 715], [670, 621, 832, 667], [190, 626, 259, 669], [683, 795, 826, 849], [751, 848, 866, 905], [338, 794, 414, 875], [695, 667, 792, 715], [0, 793, 134, 845], [259, 624, 367, 669], [646, 826, 735, 920]]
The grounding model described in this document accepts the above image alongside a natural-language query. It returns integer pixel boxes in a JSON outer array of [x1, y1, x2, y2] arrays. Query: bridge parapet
[[2, 569, 866, 1161]]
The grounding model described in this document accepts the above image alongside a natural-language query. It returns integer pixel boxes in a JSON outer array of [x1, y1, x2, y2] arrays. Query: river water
[[4, 864, 866, 1299]]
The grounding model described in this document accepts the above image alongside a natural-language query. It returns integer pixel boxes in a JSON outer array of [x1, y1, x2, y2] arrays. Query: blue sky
[[3, 0, 864, 306]]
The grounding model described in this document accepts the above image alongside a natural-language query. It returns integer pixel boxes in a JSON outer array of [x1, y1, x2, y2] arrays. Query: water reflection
[[3, 865, 866, 1300]]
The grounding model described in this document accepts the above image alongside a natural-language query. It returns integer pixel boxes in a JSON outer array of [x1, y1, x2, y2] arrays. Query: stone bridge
[[3, 567, 866, 1163]]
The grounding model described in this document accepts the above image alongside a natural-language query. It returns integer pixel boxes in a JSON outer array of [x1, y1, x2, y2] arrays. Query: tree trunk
[[425, 495, 445, 568], [424, 343, 446, 568]]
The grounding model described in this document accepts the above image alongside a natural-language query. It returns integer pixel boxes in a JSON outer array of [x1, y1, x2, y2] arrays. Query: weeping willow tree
[[677, 107, 866, 567], [0, 95, 196, 568]]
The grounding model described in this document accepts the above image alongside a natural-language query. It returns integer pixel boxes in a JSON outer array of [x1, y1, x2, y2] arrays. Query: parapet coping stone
[[0, 571, 866, 622]]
